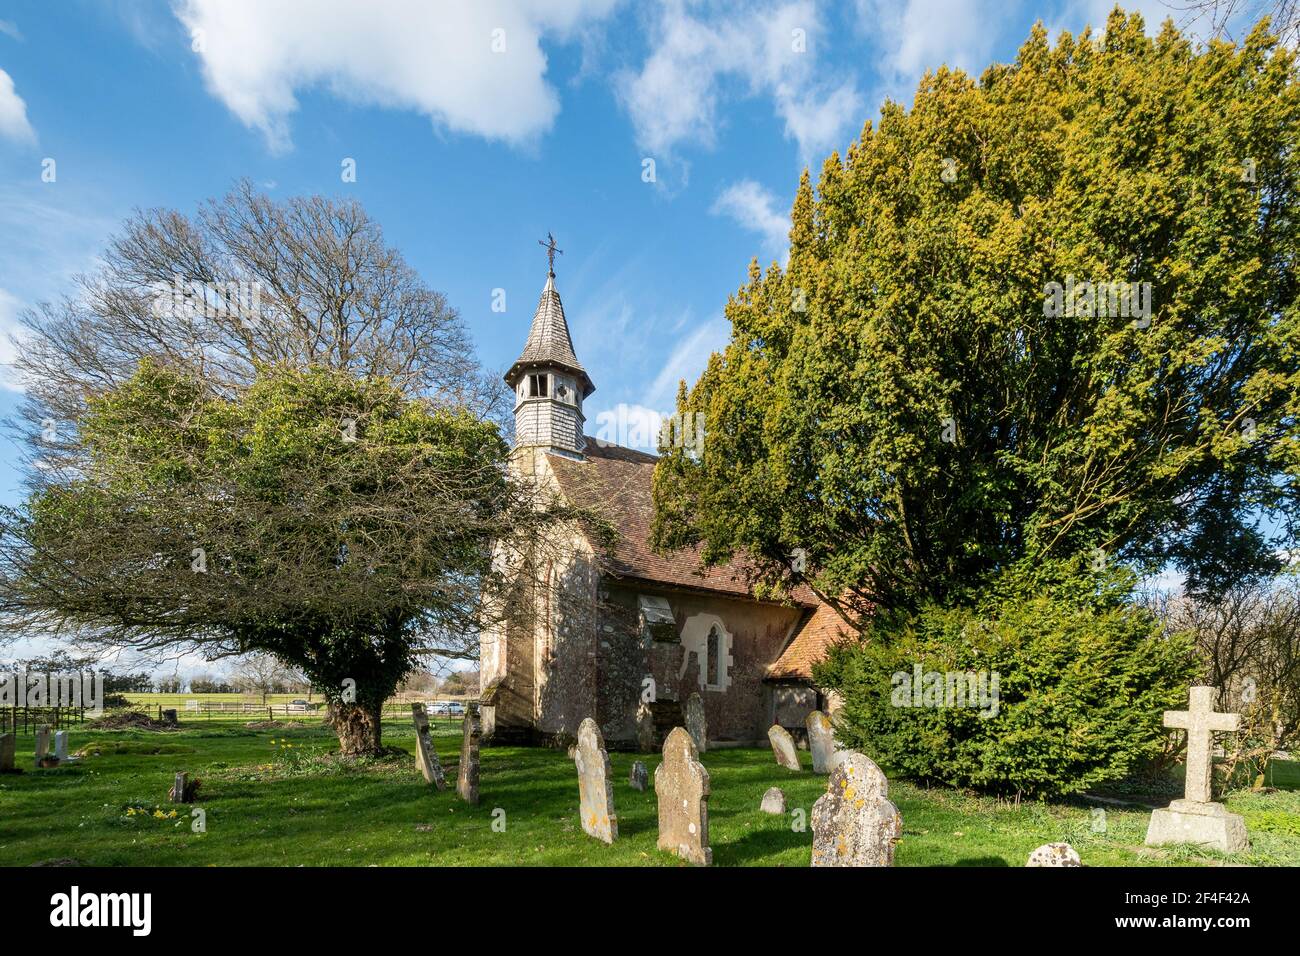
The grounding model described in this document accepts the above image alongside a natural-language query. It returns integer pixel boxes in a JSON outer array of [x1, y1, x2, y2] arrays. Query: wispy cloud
[[0, 67, 35, 143], [711, 179, 788, 262], [0, 19, 23, 41]]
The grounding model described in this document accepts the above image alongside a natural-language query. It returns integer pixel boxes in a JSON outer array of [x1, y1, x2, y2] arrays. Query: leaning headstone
[[655, 726, 711, 866], [34, 725, 51, 766], [456, 704, 481, 805], [0, 732, 15, 772], [410, 703, 447, 790], [683, 693, 707, 753], [53, 731, 69, 761], [1145, 686, 1248, 854], [629, 760, 649, 791], [575, 717, 617, 843], [811, 752, 902, 867], [768, 724, 801, 771], [168, 772, 190, 803], [760, 786, 786, 814], [1026, 843, 1082, 867], [806, 710, 837, 773]]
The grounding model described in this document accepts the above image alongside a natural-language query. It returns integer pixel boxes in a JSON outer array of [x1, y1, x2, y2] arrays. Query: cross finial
[[1163, 686, 1240, 804], [538, 231, 562, 276]]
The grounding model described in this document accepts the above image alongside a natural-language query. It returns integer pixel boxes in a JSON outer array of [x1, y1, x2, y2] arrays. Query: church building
[[479, 250, 847, 749]]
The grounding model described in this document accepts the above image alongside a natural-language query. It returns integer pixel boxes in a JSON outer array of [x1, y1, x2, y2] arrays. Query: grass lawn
[[2, 716, 1298, 867]]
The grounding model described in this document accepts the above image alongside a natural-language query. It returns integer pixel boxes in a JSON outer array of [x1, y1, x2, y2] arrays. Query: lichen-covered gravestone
[[629, 760, 648, 791], [683, 693, 707, 753], [0, 732, 15, 773], [1145, 686, 1248, 854], [1026, 843, 1082, 867], [811, 752, 902, 867], [806, 710, 836, 773], [575, 717, 618, 843], [456, 704, 481, 805], [760, 787, 786, 814], [768, 724, 801, 771], [655, 726, 711, 866], [410, 703, 447, 790]]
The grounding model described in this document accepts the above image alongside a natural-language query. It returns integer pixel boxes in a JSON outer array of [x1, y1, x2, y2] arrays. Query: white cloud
[[171, 0, 620, 153], [618, 0, 863, 162], [0, 287, 27, 390], [644, 316, 729, 410], [0, 67, 35, 143], [711, 179, 788, 260], [0, 20, 23, 41], [855, 0, 1004, 83]]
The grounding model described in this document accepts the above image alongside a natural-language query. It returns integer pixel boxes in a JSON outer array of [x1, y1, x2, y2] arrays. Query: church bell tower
[[504, 233, 595, 460]]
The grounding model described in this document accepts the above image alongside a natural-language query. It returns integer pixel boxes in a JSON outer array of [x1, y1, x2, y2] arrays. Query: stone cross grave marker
[[0, 732, 15, 772], [456, 704, 481, 805], [811, 752, 902, 867], [655, 726, 711, 866], [806, 710, 836, 773], [575, 717, 618, 843], [683, 693, 707, 753], [411, 703, 447, 790], [768, 724, 801, 771], [1145, 686, 1248, 853]]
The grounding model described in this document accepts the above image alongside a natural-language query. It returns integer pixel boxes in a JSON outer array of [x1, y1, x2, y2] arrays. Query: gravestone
[[811, 752, 902, 867], [629, 760, 648, 791], [34, 725, 51, 766], [575, 717, 617, 843], [806, 710, 836, 773], [410, 703, 447, 790], [169, 772, 191, 803], [760, 786, 786, 814], [162, 709, 178, 725], [683, 693, 707, 753], [1026, 843, 1082, 867], [635, 702, 657, 752], [0, 732, 15, 772], [1145, 686, 1248, 854], [456, 704, 481, 805], [53, 731, 69, 761], [768, 724, 801, 771], [654, 726, 711, 866]]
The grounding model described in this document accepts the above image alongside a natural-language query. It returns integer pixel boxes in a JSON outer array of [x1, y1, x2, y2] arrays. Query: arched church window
[[706, 626, 720, 687]]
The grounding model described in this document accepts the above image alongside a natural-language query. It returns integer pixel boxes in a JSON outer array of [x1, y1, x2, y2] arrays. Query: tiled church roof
[[505, 274, 595, 397], [546, 438, 819, 605], [767, 601, 854, 680]]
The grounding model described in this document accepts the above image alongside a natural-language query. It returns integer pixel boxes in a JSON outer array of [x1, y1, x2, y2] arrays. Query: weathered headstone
[[0, 732, 15, 772], [811, 752, 902, 867], [1026, 843, 1082, 867], [34, 725, 51, 766], [575, 717, 617, 843], [767, 724, 801, 771], [1145, 687, 1248, 853], [456, 704, 481, 805], [654, 726, 711, 866], [635, 702, 657, 752], [683, 693, 707, 753], [629, 760, 648, 791], [410, 703, 447, 790], [806, 710, 836, 773], [760, 786, 786, 814], [53, 731, 69, 761], [162, 708, 178, 725], [169, 772, 191, 803]]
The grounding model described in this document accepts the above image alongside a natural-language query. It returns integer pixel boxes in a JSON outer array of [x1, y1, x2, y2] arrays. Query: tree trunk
[[330, 700, 383, 756]]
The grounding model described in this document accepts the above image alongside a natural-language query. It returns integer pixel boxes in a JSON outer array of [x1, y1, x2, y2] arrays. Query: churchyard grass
[[3, 716, 1297, 867]]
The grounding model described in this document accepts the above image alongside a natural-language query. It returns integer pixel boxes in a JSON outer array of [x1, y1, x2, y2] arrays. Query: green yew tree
[[652, 11, 1300, 619]]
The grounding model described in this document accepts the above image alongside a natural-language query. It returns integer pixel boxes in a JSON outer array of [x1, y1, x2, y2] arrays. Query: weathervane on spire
[[538, 231, 563, 276]]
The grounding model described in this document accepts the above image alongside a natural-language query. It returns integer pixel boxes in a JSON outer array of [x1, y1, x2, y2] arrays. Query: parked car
[[429, 701, 466, 716], [286, 699, 315, 713]]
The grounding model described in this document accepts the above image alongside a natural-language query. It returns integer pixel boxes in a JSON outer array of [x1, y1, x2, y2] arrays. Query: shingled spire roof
[[505, 272, 595, 398]]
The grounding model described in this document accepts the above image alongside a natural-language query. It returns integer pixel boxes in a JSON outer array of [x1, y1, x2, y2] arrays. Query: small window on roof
[[528, 374, 549, 397]]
